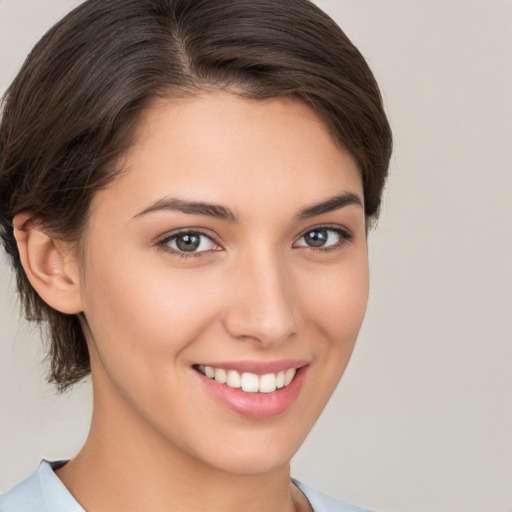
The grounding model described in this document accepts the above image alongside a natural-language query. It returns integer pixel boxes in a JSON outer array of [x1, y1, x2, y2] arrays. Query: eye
[[294, 227, 351, 249], [158, 231, 218, 254]]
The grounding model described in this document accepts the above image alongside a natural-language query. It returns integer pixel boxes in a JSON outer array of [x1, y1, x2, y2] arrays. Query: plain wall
[[1, 1, 511, 511]]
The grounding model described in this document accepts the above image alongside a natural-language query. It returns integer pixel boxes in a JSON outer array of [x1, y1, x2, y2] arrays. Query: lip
[[194, 363, 309, 419], [196, 359, 309, 375]]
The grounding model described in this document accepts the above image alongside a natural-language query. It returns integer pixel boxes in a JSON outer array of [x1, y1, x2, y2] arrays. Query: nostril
[[222, 299, 299, 345]]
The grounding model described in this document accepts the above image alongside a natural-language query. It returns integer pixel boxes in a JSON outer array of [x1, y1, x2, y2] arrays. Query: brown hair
[[0, 0, 392, 391]]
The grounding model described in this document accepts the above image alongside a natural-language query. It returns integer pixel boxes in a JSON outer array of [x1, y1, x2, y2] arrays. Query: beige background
[[1, 1, 511, 511]]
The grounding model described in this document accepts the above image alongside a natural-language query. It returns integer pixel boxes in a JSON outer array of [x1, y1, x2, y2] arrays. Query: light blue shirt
[[0, 460, 374, 512]]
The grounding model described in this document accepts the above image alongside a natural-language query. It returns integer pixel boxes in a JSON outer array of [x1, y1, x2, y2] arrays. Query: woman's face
[[78, 92, 369, 474]]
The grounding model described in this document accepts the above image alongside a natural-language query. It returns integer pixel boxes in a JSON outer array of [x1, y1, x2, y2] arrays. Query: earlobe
[[13, 214, 84, 315]]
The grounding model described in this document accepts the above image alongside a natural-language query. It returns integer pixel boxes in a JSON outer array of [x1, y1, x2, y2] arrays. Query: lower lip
[[195, 366, 308, 419]]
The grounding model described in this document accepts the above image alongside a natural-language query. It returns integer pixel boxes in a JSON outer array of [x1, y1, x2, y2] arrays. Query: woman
[[0, 0, 392, 511]]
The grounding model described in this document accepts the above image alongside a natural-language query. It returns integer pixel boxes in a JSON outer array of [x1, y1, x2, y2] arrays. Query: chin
[[183, 427, 304, 476], [206, 449, 294, 476]]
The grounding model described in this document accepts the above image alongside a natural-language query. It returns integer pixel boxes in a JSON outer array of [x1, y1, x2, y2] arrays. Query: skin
[[17, 92, 369, 512]]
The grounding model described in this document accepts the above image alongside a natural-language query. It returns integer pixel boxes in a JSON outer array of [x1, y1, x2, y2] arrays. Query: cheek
[[80, 249, 225, 373], [300, 252, 369, 345], [285, 250, 369, 440], [296, 247, 369, 406]]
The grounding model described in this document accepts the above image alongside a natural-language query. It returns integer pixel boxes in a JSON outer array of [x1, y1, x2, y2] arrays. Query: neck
[[56, 370, 307, 512]]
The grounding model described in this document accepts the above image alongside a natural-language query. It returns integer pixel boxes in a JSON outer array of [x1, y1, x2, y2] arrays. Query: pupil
[[305, 229, 327, 247], [176, 233, 200, 252]]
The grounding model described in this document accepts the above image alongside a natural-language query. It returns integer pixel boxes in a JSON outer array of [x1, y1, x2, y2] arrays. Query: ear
[[13, 213, 84, 315]]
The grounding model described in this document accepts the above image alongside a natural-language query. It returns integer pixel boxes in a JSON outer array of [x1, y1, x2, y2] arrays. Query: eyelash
[[156, 225, 353, 259]]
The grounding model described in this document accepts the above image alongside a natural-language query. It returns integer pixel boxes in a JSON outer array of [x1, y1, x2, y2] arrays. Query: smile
[[193, 361, 309, 418], [195, 364, 297, 394]]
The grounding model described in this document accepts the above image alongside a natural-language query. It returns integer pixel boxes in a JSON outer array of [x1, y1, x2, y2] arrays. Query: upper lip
[[194, 359, 309, 375]]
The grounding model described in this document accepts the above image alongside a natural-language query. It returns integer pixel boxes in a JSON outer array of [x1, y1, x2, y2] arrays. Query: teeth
[[241, 372, 259, 392], [198, 365, 299, 393], [259, 373, 277, 393], [214, 368, 227, 384], [284, 368, 296, 386], [226, 370, 241, 389]]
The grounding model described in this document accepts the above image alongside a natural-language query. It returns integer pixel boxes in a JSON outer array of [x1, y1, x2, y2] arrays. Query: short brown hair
[[0, 0, 392, 391]]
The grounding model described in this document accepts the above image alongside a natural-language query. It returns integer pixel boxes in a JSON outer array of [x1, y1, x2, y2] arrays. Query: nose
[[222, 249, 301, 347]]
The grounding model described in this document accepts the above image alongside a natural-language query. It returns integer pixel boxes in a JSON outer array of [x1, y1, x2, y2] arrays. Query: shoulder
[[0, 460, 83, 512], [292, 479, 375, 512], [0, 468, 42, 512]]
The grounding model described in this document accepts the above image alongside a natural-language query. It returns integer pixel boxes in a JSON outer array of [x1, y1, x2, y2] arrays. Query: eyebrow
[[133, 192, 363, 222]]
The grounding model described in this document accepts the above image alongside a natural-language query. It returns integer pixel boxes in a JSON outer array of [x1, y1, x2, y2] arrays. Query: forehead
[[91, 92, 363, 221]]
